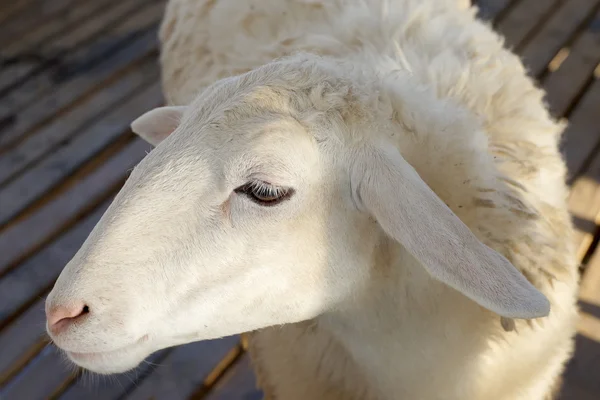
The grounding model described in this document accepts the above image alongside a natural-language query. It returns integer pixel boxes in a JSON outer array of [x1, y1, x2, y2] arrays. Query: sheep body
[[158, 1, 579, 399]]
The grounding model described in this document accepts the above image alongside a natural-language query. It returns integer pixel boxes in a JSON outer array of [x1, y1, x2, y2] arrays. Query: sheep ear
[[130, 106, 187, 146], [351, 146, 550, 319]]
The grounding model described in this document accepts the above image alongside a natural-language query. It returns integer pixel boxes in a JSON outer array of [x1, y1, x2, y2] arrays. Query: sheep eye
[[235, 181, 294, 206]]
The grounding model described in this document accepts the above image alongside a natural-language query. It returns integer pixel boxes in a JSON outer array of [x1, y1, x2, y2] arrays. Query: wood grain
[[0, 59, 158, 185], [124, 336, 241, 400], [495, 0, 563, 50], [563, 79, 600, 181], [0, 299, 47, 386], [0, 5, 163, 149], [0, 345, 75, 399], [0, 199, 112, 328], [2, 0, 121, 57], [0, 0, 76, 50], [520, 0, 600, 78], [0, 138, 151, 275], [474, 0, 516, 21], [543, 7, 600, 117], [202, 353, 263, 400], [0, 82, 163, 227]]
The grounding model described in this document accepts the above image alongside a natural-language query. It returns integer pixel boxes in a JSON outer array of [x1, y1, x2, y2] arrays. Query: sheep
[[45, 1, 580, 399]]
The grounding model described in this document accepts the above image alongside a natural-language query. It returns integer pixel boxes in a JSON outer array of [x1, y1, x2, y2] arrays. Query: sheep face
[[45, 60, 549, 375], [45, 83, 376, 375]]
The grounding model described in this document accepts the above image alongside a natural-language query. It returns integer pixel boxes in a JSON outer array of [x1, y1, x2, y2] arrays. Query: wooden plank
[[3, 0, 120, 57], [2, 344, 169, 400], [0, 0, 164, 120], [559, 333, 600, 400], [543, 8, 600, 117], [201, 353, 262, 400], [563, 79, 600, 181], [563, 143, 600, 400], [578, 247, 600, 309], [578, 308, 600, 343], [122, 336, 241, 400], [0, 21, 160, 150], [0, 345, 74, 399], [520, 0, 600, 78], [0, 67, 33, 103], [0, 56, 158, 185], [474, 0, 515, 21], [0, 0, 75, 46], [0, 82, 163, 227], [568, 166, 600, 263], [45, 0, 160, 51], [0, 0, 36, 26], [569, 174, 600, 262], [0, 199, 111, 328], [495, 0, 562, 50], [0, 0, 162, 99], [107, 0, 166, 37], [0, 138, 151, 275], [0, 60, 42, 102], [0, 298, 47, 386], [559, 383, 598, 400], [55, 350, 171, 400]]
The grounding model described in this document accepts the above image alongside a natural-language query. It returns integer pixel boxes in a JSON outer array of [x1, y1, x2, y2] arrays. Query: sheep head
[[45, 56, 549, 375]]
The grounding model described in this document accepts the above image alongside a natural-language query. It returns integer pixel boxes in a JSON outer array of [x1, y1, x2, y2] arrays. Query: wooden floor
[[0, 0, 598, 399]]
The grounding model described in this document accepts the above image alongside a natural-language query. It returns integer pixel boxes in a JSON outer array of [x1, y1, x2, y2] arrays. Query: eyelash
[[234, 180, 295, 206]]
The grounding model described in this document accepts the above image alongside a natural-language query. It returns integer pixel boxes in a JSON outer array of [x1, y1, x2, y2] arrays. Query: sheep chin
[[62, 337, 151, 375]]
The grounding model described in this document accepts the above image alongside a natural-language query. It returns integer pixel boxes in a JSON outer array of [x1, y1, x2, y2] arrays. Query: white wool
[[45, 1, 579, 399]]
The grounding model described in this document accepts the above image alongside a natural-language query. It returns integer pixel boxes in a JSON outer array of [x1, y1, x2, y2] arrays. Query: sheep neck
[[315, 240, 494, 399]]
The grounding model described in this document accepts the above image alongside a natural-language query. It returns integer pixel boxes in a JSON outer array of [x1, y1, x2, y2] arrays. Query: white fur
[[46, 1, 579, 399]]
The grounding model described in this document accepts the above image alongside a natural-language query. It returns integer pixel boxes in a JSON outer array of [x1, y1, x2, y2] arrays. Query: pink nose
[[46, 303, 90, 335]]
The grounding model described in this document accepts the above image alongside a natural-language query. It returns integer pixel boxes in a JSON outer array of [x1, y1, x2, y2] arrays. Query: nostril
[[47, 303, 90, 334]]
